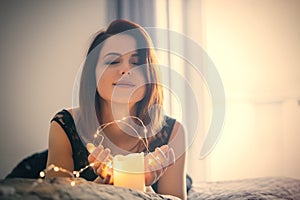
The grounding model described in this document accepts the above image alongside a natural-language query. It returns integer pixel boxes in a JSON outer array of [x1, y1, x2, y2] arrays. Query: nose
[[121, 71, 130, 75], [120, 61, 131, 75]]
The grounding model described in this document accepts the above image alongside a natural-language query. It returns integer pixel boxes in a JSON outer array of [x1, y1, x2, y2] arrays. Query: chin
[[110, 98, 142, 105]]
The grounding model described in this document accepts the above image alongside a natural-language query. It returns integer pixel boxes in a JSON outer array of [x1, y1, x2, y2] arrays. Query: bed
[[1, 176, 300, 199], [188, 177, 300, 200]]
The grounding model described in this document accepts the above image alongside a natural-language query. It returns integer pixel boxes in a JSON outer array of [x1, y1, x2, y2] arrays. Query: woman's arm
[[156, 121, 187, 200], [46, 121, 74, 177]]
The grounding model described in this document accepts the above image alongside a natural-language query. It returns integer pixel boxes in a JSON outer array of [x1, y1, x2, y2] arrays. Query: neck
[[100, 101, 136, 123], [99, 100, 141, 151]]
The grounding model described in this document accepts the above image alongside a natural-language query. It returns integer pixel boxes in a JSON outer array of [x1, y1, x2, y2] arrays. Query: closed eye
[[131, 62, 140, 66], [105, 61, 120, 65], [130, 56, 140, 66]]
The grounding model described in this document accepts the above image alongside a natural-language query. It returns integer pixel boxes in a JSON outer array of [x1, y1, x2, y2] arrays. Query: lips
[[113, 80, 136, 88]]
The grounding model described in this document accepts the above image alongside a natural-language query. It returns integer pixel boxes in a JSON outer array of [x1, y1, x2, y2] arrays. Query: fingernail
[[87, 143, 96, 153]]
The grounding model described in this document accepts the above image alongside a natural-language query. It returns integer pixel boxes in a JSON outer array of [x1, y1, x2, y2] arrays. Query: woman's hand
[[86, 143, 114, 184], [144, 145, 175, 186]]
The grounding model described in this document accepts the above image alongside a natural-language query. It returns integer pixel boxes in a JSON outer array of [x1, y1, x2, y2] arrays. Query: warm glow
[[70, 181, 76, 187], [113, 153, 145, 191], [148, 158, 154, 165], [54, 167, 59, 172], [203, 0, 300, 181], [154, 0, 300, 184], [39, 171, 45, 178], [74, 171, 80, 178]]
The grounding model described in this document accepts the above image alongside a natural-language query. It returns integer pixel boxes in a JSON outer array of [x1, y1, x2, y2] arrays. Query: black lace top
[[51, 109, 176, 189]]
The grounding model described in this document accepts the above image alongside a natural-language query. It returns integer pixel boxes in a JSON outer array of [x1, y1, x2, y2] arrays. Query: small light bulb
[[143, 129, 147, 133], [39, 171, 45, 178], [138, 136, 142, 140], [94, 134, 97, 138], [90, 163, 95, 167], [148, 158, 153, 165], [54, 166, 59, 172], [70, 181, 76, 186], [107, 161, 112, 168]]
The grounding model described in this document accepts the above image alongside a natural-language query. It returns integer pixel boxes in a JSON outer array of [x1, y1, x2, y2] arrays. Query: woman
[[46, 19, 187, 199]]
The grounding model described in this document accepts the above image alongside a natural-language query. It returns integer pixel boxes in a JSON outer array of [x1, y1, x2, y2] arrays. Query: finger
[[108, 173, 114, 185], [152, 166, 164, 184], [96, 148, 111, 162], [86, 143, 96, 154], [97, 160, 112, 179], [87, 143, 97, 163], [99, 156, 112, 170], [96, 149, 111, 175], [148, 165, 158, 183], [88, 154, 95, 163], [159, 145, 175, 167], [146, 153, 159, 170], [102, 173, 111, 184], [97, 163, 106, 177], [154, 147, 168, 169], [155, 147, 167, 161], [88, 155, 102, 168], [91, 145, 104, 159], [167, 148, 175, 166], [89, 146, 108, 171], [105, 154, 113, 165], [159, 145, 169, 153], [151, 153, 164, 171]]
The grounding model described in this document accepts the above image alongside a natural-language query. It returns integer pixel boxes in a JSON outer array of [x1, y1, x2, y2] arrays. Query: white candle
[[113, 152, 145, 191]]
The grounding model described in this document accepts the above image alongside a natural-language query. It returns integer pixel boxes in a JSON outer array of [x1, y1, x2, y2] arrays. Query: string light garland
[[39, 116, 160, 186]]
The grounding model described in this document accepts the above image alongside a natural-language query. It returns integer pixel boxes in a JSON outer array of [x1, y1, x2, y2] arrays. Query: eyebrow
[[104, 52, 121, 58], [103, 52, 139, 59]]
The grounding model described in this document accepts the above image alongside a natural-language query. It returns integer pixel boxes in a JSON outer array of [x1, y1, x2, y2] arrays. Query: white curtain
[[105, 0, 156, 27]]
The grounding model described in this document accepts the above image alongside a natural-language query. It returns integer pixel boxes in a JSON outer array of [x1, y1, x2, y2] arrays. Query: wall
[[0, 0, 107, 179], [202, 0, 300, 181]]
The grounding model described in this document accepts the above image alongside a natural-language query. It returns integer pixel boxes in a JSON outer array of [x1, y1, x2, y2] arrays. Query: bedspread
[[1, 177, 299, 199], [0, 178, 179, 200], [188, 177, 300, 200]]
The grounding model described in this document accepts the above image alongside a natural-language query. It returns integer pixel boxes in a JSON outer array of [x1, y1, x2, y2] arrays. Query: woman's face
[[95, 34, 146, 105]]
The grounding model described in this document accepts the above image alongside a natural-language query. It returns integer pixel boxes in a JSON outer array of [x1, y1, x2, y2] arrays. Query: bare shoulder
[[157, 120, 187, 199], [49, 107, 79, 146], [46, 114, 74, 176], [168, 120, 187, 159], [170, 120, 186, 141], [48, 120, 72, 152], [48, 108, 76, 151]]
